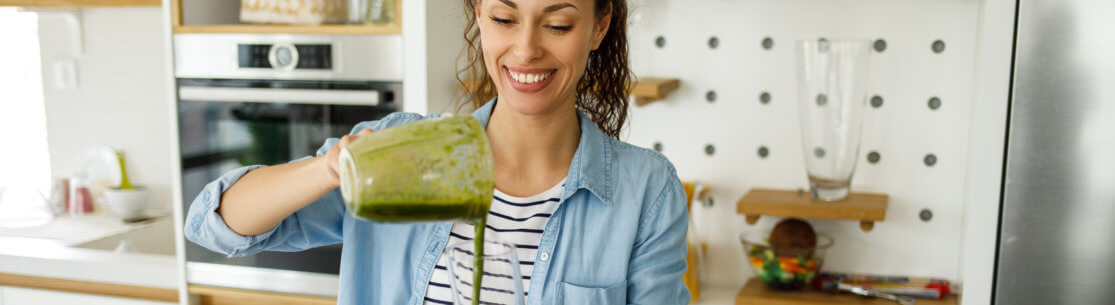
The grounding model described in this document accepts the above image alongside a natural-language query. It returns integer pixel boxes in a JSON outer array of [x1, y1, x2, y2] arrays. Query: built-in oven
[[174, 34, 401, 297]]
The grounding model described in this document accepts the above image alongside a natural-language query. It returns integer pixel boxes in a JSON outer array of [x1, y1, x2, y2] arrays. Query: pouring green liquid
[[338, 115, 495, 305], [472, 218, 485, 305]]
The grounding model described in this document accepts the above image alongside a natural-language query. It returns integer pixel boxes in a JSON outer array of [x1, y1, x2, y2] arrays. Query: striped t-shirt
[[422, 179, 565, 305]]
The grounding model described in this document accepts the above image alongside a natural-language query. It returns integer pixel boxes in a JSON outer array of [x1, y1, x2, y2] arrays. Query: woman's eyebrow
[[544, 3, 576, 13], [495, 0, 577, 13]]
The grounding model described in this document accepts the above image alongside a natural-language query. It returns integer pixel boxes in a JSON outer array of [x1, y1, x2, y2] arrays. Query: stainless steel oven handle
[[178, 86, 380, 106]]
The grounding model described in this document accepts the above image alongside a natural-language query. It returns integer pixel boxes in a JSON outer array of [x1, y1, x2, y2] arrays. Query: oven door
[[177, 78, 397, 296]]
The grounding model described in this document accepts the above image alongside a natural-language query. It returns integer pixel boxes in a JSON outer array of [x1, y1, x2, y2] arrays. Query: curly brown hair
[[456, 0, 632, 139]]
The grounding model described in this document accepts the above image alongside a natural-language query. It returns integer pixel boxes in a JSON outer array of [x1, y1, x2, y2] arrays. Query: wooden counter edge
[[188, 284, 337, 305], [0, 272, 178, 302]]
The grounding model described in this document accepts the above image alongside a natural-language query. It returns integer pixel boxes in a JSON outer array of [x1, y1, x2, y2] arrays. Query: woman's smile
[[504, 66, 557, 93]]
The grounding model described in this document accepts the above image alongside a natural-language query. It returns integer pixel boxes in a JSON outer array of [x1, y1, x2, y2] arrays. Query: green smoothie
[[472, 218, 486, 305], [337, 115, 495, 304], [352, 200, 486, 222]]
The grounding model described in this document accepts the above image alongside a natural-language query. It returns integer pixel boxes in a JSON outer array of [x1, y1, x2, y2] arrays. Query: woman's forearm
[[218, 155, 339, 236]]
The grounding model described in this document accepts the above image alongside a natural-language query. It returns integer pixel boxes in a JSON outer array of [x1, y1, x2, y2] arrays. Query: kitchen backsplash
[[623, 0, 981, 288], [37, 7, 173, 215]]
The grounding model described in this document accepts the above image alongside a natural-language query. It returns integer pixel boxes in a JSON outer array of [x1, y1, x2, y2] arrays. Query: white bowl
[[102, 187, 149, 220]]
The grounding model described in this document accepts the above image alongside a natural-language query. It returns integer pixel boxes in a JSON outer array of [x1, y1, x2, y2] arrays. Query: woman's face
[[478, 0, 610, 116]]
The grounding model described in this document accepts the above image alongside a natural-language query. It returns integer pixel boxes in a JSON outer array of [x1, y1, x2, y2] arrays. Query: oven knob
[[267, 43, 299, 71]]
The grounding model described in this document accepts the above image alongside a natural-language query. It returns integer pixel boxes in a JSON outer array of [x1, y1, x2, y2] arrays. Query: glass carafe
[[338, 115, 494, 222], [795, 39, 871, 201]]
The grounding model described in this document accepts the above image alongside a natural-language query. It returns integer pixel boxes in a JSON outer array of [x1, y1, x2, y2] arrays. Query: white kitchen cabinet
[[0, 286, 174, 305]]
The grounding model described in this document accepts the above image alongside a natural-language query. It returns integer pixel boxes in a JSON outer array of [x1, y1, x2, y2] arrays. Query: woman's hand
[[324, 128, 375, 186]]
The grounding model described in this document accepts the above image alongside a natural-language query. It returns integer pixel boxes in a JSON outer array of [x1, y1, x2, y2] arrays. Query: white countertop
[[0, 214, 157, 245], [0, 213, 178, 289]]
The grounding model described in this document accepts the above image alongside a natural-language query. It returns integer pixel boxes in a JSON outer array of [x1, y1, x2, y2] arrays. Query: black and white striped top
[[422, 179, 565, 305]]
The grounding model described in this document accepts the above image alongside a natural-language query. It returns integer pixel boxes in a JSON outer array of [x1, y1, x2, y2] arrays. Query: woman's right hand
[[323, 128, 376, 186]]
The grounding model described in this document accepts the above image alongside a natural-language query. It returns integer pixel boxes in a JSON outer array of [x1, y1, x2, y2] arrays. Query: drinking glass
[[446, 239, 526, 305], [795, 39, 872, 201], [338, 115, 494, 222]]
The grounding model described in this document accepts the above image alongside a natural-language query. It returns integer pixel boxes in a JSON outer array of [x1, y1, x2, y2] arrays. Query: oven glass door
[[178, 79, 396, 275]]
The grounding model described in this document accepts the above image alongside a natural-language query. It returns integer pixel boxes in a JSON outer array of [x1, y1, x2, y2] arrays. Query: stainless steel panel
[[173, 34, 403, 81], [997, 0, 1115, 304]]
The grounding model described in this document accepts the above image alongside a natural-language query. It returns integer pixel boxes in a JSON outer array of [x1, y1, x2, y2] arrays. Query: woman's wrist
[[316, 155, 341, 189]]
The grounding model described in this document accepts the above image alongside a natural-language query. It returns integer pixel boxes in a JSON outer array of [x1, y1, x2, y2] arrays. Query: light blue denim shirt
[[184, 99, 690, 304]]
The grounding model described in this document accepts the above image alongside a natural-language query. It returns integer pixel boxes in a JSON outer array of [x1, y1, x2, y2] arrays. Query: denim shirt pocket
[[560, 281, 627, 305]]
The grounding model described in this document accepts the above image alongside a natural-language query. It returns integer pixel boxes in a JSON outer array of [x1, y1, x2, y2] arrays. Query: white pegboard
[[624, 0, 982, 288]]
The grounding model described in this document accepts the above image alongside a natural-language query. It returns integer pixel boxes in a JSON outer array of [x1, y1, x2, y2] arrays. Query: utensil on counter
[[100, 149, 150, 221], [115, 150, 135, 190], [817, 272, 951, 299], [821, 281, 917, 305]]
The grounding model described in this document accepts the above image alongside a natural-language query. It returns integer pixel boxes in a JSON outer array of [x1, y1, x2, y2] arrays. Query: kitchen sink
[[71, 217, 175, 256]]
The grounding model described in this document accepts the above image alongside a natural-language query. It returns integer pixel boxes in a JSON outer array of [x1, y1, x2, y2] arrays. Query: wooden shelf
[[631, 77, 680, 106], [173, 24, 401, 35], [169, 0, 401, 35], [0, 0, 159, 7], [736, 279, 957, 305], [737, 188, 887, 231]]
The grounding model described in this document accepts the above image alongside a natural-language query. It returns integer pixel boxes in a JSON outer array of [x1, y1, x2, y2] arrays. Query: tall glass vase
[[795, 39, 871, 201]]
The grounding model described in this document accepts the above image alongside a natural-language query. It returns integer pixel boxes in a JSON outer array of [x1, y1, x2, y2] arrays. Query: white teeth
[[509, 70, 553, 84]]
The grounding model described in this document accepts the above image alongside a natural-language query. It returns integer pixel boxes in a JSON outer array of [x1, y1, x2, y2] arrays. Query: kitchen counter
[[0, 214, 178, 291]]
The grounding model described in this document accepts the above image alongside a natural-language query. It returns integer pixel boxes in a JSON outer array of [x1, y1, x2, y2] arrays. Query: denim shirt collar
[[470, 98, 614, 206]]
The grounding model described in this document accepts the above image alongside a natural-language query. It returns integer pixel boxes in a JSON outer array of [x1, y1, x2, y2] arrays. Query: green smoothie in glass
[[338, 115, 494, 305]]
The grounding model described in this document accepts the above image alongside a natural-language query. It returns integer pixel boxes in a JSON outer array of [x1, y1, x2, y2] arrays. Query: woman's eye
[[547, 25, 573, 33], [490, 17, 514, 26]]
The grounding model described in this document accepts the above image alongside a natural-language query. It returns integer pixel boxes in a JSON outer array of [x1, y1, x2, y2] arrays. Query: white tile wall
[[37, 8, 173, 216]]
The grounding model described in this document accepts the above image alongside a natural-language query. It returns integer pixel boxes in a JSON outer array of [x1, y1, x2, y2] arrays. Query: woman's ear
[[591, 3, 612, 51]]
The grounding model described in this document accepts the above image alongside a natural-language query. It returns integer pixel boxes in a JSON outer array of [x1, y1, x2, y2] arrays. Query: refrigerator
[[995, 0, 1115, 304]]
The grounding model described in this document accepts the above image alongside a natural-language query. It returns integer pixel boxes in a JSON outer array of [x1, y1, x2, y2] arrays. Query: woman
[[184, 0, 689, 304]]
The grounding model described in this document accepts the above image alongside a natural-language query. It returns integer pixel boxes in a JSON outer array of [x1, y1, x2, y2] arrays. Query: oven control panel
[[237, 43, 332, 70], [176, 35, 402, 80]]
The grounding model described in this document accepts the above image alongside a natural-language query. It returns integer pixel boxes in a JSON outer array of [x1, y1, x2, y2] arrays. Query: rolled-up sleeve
[[182, 112, 434, 256], [184, 154, 353, 256], [183, 164, 275, 256], [627, 169, 690, 304]]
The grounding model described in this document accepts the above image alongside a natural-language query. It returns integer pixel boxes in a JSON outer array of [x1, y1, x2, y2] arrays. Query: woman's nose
[[512, 28, 543, 63]]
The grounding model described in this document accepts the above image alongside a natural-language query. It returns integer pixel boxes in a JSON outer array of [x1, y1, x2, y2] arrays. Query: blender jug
[[338, 115, 494, 222]]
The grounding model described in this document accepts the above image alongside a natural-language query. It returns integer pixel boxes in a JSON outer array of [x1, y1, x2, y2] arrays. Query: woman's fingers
[[324, 129, 376, 182], [355, 128, 375, 136], [338, 135, 353, 147]]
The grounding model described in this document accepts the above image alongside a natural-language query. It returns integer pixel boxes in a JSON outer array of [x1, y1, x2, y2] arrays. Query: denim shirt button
[[540, 252, 550, 261]]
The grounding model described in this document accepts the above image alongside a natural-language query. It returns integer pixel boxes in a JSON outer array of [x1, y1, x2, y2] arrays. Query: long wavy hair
[[457, 0, 632, 139]]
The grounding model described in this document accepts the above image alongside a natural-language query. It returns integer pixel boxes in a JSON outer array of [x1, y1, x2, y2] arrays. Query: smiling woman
[[183, 1, 689, 304], [458, 0, 631, 139]]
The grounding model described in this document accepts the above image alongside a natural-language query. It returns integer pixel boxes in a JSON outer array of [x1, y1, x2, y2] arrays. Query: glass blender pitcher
[[338, 115, 494, 222]]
